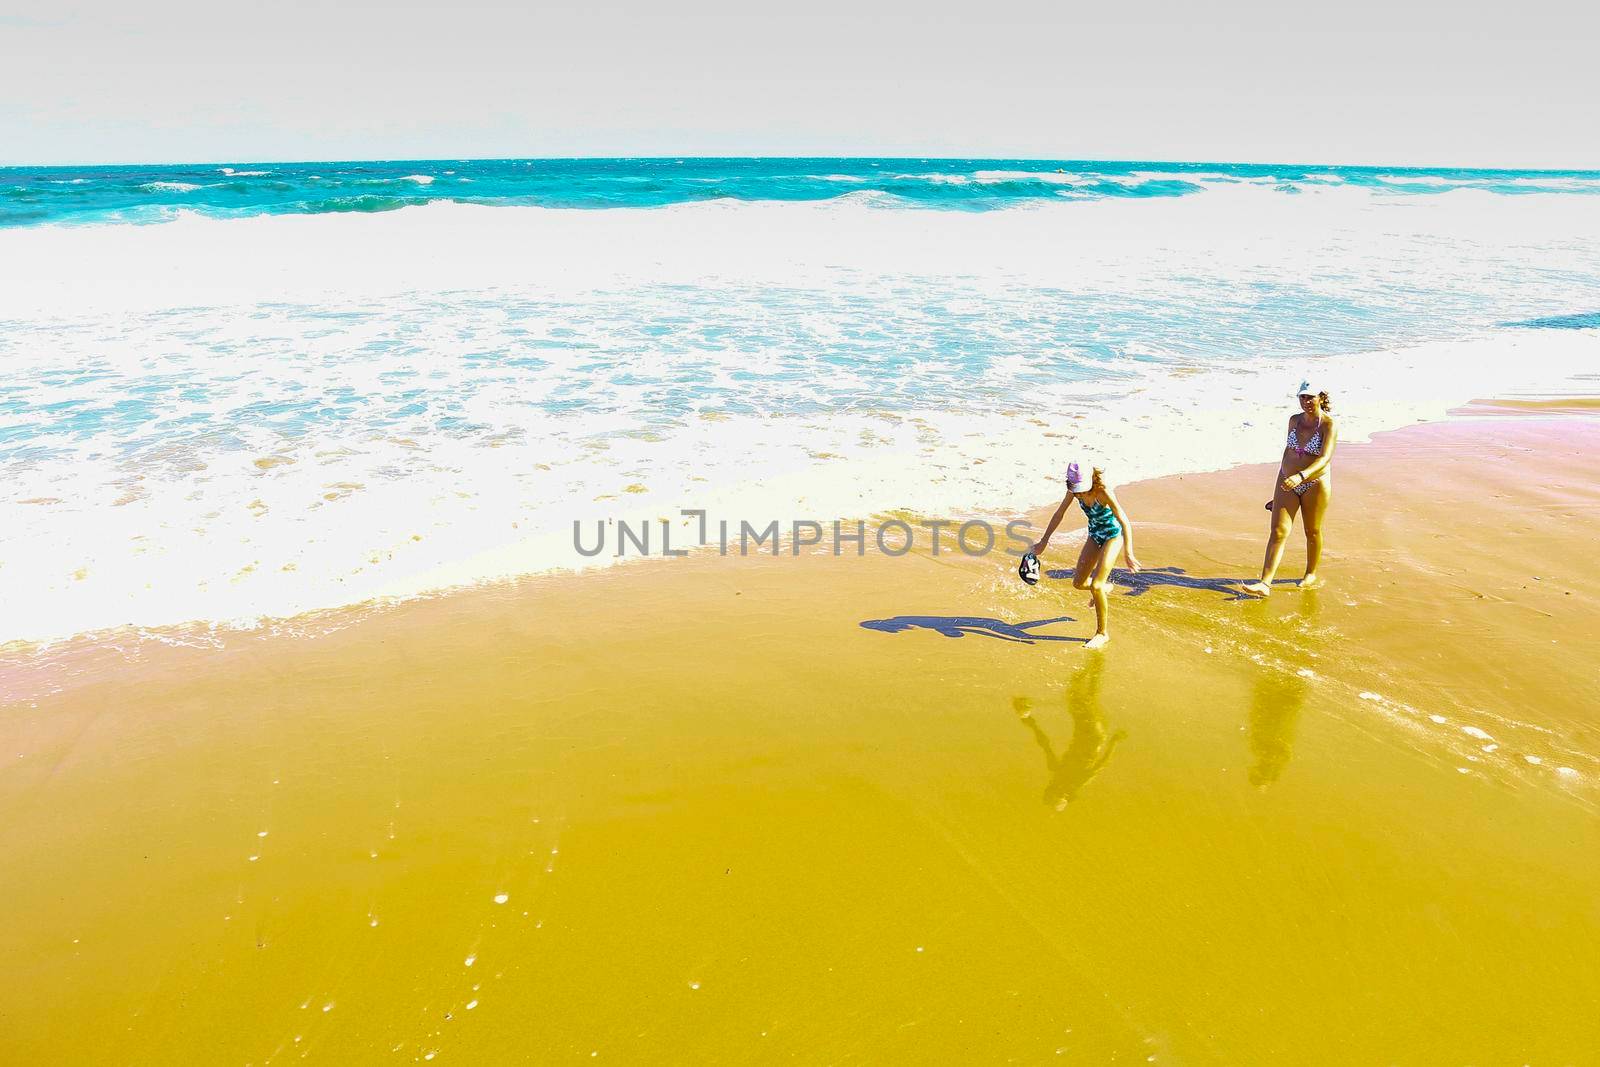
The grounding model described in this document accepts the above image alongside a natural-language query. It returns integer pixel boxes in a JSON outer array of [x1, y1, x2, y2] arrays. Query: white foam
[[971, 170, 1083, 185], [1374, 174, 1466, 188]]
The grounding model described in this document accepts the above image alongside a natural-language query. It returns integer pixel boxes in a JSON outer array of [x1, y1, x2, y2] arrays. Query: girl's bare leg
[[1083, 536, 1123, 650], [1072, 536, 1098, 612], [1299, 477, 1331, 587], [1243, 488, 1299, 596]]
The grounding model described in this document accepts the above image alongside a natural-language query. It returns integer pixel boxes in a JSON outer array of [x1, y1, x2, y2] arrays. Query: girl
[[1243, 380, 1338, 596], [1032, 461, 1143, 649]]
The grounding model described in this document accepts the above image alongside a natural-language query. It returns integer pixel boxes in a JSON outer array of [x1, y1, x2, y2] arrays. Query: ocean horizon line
[[6, 154, 1600, 177]]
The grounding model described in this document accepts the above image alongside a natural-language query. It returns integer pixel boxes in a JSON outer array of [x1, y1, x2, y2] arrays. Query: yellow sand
[[3, 412, 1599, 1064]]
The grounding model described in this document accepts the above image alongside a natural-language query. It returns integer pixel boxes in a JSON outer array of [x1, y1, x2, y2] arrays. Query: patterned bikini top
[[1287, 423, 1323, 456]]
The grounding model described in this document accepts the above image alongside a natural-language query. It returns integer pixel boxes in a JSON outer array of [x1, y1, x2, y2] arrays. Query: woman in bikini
[[1032, 461, 1143, 649], [1243, 380, 1337, 596]]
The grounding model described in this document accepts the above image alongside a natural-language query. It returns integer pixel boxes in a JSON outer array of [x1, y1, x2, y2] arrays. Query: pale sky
[[3, 0, 1597, 168]]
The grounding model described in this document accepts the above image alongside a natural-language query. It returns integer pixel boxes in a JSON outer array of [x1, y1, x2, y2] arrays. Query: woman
[[1243, 381, 1337, 596], [1032, 460, 1143, 649]]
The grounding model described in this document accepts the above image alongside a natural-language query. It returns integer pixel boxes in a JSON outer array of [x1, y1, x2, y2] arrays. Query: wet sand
[[3, 410, 1599, 1064]]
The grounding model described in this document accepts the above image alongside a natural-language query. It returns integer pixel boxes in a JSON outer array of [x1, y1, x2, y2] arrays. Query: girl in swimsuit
[[1243, 381, 1338, 596], [1032, 460, 1143, 649]]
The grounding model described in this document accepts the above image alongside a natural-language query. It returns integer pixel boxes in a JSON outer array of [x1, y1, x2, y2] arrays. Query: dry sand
[[3, 409, 1598, 1063]]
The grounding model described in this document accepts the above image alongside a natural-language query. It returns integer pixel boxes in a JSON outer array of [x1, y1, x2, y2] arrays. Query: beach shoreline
[[4, 403, 1599, 1062], [6, 358, 1600, 656]]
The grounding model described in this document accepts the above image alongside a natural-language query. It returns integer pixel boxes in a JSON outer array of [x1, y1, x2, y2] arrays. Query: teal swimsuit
[[1079, 497, 1122, 546]]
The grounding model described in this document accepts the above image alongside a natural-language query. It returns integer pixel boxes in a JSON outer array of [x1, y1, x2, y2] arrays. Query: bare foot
[[1084, 633, 1110, 650], [1012, 696, 1034, 719], [1300, 574, 1324, 590], [1241, 580, 1273, 597]]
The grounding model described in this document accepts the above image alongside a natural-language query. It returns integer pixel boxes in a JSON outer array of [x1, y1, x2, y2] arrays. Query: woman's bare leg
[[1243, 487, 1299, 596], [1299, 477, 1331, 587], [1083, 536, 1123, 650]]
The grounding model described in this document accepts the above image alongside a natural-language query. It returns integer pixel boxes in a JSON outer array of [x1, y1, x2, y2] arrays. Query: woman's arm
[[1277, 415, 1298, 473], [1283, 418, 1339, 490], [1032, 491, 1076, 555], [1105, 487, 1142, 571]]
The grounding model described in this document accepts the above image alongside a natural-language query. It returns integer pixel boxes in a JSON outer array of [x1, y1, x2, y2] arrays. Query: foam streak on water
[[2, 166, 1599, 645]]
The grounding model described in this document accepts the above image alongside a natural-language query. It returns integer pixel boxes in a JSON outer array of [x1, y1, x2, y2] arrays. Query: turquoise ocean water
[[5, 157, 1600, 227]]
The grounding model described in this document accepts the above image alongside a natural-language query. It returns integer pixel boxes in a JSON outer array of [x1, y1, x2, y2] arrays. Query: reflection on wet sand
[[1248, 667, 1306, 787], [1248, 590, 1318, 787], [1014, 655, 1126, 811]]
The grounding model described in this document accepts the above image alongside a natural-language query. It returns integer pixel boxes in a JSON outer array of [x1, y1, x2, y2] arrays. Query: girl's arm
[[1105, 487, 1142, 571], [1283, 418, 1339, 490], [1089, 730, 1128, 775], [1032, 491, 1076, 555]]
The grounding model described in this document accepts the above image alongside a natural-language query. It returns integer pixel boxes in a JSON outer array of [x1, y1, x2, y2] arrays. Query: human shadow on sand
[[860, 615, 1082, 644], [1044, 565, 1280, 601]]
